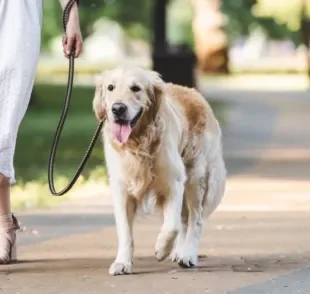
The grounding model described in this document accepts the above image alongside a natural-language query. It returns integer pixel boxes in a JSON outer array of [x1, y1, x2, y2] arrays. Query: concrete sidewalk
[[1, 208, 310, 294]]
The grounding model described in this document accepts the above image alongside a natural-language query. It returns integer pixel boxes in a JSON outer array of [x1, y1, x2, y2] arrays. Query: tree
[[300, 0, 310, 86], [221, 0, 257, 42], [191, 0, 229, 73], [221, 0, 309, 46]]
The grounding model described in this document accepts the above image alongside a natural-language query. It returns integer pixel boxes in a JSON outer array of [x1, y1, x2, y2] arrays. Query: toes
[[177, 250, 198, 268], [170, 255, 178, 262], [109, 262, 132, 276], [170, 249, 181, 262], [178, 258, 196, 268]]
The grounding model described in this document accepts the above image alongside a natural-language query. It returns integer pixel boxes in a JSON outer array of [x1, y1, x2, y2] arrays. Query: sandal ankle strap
[[0, 213, 20, 232], [12, 214, 20, 231]]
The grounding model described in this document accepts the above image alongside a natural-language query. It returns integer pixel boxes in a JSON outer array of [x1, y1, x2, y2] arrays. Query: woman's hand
[[62, 2, 83, 58]]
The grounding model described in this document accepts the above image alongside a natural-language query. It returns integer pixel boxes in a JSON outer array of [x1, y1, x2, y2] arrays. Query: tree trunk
[[191, 0, 229, 74], [300, 0, 310, 88]]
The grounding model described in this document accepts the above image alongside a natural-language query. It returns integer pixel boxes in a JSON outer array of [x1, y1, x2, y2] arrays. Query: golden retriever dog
[[93, 65, 226, 276]]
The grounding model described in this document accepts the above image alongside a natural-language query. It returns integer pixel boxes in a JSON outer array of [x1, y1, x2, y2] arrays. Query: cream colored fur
[[93, 65, 226, 276]]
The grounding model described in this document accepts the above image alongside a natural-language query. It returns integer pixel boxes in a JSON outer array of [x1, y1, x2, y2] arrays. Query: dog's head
[[93, 65, 164, 144]]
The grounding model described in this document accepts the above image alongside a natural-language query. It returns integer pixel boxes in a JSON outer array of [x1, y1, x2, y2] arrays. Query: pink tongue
[[112, 123, 132, 143]]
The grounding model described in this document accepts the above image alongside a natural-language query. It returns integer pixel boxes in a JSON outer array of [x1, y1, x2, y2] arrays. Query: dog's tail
[[204, 148, 227, 218]]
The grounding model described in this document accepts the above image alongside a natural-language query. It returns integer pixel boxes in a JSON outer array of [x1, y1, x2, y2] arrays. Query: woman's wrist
[[68, 5, 79, 21], [59, 0, 79, 23], [59, 0, 78, 10]]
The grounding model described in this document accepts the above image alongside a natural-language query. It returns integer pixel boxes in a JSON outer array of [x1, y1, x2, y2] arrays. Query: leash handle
[[48, 0, 104, 196], [62, 0, 77, 56]]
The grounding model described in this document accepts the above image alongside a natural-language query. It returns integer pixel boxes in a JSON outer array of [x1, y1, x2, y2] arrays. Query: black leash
[[48, 0, 103, 196]]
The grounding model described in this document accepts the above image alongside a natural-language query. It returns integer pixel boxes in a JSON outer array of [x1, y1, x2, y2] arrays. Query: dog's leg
[[170, 199, 188, 262], [109, 183, 136, 276], [177, 178, 205, 268], [204, 154, 226, 217], [155, 179, 184, 262]]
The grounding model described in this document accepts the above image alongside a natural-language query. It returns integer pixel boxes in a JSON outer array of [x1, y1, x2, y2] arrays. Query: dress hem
[[0, 169, 16, 185]]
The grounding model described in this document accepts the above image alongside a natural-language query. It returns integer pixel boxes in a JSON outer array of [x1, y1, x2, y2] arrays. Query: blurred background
[[13, 0, 310, 211]]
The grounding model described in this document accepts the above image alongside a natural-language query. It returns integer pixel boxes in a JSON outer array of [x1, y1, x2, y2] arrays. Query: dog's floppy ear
[[147, 70, 164, 119], [92, 73, 106, 121]]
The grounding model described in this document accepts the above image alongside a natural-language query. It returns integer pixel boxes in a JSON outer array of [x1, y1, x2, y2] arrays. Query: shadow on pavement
[[3, 252, 309, 276]]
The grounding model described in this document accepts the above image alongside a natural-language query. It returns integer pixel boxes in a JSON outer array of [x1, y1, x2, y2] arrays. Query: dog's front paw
[[177, 247, 198, 268], [109, 261, 132, 276], [155, 229, 178, 262]]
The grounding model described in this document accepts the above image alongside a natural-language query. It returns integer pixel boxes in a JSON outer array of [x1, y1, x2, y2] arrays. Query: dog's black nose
[[112, 103, 127, 117]]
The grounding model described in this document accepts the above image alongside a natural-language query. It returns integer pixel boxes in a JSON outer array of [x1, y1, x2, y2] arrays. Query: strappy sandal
[[0, 213, 20, 264]]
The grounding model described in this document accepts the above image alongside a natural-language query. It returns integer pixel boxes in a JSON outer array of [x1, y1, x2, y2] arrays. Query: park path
[[1, 76, 310, 293]]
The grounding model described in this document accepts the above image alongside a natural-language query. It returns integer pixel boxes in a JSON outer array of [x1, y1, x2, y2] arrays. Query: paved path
[[230, 267, 310, 294], [1, 79, 310, 293]]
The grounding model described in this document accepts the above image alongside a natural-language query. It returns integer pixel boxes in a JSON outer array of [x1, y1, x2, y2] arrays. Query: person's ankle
[[0, 173, 4, 187], [0, 173, 9, 187], [0, 213, 13, 230], [0, 173, 11, 218]]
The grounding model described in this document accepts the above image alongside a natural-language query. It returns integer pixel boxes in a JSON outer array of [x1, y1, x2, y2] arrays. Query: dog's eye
[[131, 85, 141, 92], [108, 84, 114, 91]]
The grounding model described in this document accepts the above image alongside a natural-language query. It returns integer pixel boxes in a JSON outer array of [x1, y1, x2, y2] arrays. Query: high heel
[[0, 214, 20, 264]]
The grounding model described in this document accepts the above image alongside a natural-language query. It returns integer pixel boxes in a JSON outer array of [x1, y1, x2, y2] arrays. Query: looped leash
[[48, 0, 104, 196]]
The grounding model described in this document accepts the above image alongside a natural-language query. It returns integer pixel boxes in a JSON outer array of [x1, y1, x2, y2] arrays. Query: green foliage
[[41, 0, 308, 55], [17, 84, 105, 184], [76, 0, 107, 37], [42, 0, 154, 48], [42, 0, 63, 49], [13, 83, 109, 210], [167, 0, 194, 48], [253, 0, 310, 31], [101, 0, 154, 29], [221, 0, 307, 45], [221, 0, 257, 41]]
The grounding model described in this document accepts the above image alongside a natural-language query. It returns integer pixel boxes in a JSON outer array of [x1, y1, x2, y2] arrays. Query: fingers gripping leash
[[48, 0, 104, 196]]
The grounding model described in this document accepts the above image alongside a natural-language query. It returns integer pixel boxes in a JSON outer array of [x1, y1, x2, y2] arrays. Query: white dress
[[0, 0, 42, 184]]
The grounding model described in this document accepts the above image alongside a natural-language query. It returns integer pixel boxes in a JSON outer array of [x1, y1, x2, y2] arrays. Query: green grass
[[13, 84, 106, 210], [12, 83, 226, 211], [16, 84, 107, 183]]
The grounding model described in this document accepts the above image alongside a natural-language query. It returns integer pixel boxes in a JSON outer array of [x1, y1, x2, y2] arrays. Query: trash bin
[[152, 44, 196, 88]]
